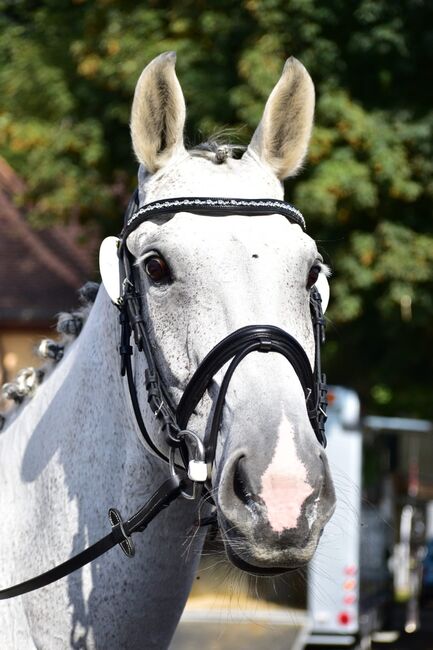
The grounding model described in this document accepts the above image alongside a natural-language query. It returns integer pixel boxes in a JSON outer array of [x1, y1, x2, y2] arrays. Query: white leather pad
[[99, 237, 122, 305], [315, 272, 330, 313]]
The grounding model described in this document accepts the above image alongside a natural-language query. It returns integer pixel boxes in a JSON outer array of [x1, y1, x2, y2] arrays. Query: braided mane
[[0, 282, 100, 431]]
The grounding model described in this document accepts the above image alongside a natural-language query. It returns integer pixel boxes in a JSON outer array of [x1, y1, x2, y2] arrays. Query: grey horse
[[0, 52, 335, 649]]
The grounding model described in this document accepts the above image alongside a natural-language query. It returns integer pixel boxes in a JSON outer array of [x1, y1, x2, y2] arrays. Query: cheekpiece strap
[[121, 197, 305, 241]]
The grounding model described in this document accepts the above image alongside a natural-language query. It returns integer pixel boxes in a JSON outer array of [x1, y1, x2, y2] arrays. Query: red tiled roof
[[0, 158, 98, 326]]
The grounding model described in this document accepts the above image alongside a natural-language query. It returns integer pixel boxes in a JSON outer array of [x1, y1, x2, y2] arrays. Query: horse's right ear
[[245, 57, 315, 180], [130, 52, 186, 173]]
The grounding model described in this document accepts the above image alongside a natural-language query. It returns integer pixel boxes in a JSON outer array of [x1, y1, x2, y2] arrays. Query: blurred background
[[0, 1, 432, 648], [1, 0, 432, 417]]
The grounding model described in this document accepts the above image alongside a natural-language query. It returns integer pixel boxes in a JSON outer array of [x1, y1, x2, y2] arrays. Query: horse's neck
[[2, 287, 178, 509], [3, 289, 133, 475], [0, 288, 204, 649]]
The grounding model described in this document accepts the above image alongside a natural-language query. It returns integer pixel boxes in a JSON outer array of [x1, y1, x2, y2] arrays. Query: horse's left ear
[[130, 51, 186, 173], [246, 57, 315, 180]]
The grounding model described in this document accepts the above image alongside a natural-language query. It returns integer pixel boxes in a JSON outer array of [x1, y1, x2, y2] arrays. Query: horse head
[[103, 52, 336, 575]]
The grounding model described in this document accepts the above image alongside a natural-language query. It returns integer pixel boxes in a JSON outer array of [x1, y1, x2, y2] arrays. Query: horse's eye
[[307, 265, 321, 289], [144, 256, 170, 283]]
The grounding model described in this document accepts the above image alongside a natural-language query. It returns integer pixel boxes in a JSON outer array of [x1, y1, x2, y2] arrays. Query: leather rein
[[0, 193, 327, 599]]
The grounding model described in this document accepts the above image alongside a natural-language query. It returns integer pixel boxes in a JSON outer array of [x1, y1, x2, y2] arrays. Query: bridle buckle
[[168, 429, 207, 499]]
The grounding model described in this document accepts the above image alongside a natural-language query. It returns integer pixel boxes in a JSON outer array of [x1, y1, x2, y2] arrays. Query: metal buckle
[[168, 429, 207, 500], [168, 447, 195, 500]]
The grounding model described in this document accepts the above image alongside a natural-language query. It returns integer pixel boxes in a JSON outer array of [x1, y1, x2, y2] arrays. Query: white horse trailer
[[306, 387, 394, 648]]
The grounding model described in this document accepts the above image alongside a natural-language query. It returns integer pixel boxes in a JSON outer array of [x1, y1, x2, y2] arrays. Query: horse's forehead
[[133, 213, 315, 262]]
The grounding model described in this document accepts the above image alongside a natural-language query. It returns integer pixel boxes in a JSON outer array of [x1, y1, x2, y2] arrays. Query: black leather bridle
[[118, 191, 327, 471], [0, 192, 328, 598]]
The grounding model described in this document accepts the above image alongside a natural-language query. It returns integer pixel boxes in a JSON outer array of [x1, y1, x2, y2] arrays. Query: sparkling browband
[[121, 197, 306, 240]]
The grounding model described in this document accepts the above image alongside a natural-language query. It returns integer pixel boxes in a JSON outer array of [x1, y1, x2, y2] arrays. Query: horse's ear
[[130, 51, 186, 173], [246, 57, 315, 180]]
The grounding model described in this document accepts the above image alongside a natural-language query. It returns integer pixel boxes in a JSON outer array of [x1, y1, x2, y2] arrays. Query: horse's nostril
[[233, 457, 254, 506]]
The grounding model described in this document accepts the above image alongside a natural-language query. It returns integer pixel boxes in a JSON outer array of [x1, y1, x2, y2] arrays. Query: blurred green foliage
[[0, 0, 432, 416]]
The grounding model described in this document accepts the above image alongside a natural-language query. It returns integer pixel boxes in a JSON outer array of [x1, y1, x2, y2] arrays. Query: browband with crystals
[[121, 196, 305, 241]]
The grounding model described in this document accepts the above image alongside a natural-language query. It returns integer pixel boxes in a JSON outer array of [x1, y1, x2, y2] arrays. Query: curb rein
[[0, 193, 327, 599]]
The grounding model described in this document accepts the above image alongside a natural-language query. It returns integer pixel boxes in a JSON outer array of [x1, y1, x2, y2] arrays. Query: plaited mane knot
[[37, 339, 64, 362], [215, 145, 231, 164], [56, 282, 100, 338], [2, 368, 44, 404], [190, 139, 245, 164], [78, 281, 100, 305], [56, 311, 84, 337]]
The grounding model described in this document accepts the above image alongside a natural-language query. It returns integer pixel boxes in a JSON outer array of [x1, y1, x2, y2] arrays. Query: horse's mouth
[[217, 506, 320, 575], [225, 543, 293, 576], [219, 513, 307, 576]]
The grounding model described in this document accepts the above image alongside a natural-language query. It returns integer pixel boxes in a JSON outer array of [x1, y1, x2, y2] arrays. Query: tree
[[1, 0, 432, 415]]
